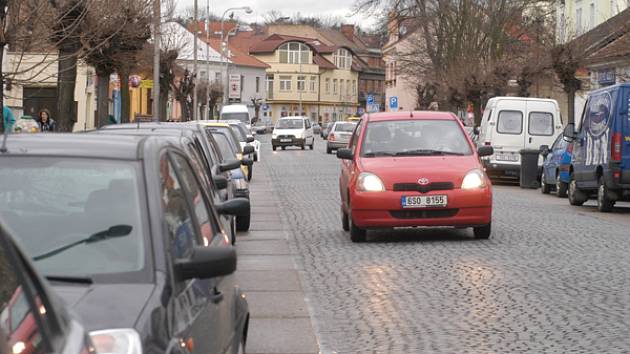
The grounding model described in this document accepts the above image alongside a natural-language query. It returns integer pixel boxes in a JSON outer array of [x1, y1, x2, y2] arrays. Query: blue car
[[563, 83, 630, 212], [540, 134, 572, 197]]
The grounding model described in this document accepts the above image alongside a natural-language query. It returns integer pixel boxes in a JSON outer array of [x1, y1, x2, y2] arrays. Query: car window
[[551, 134, 566, 151], [170, 153, 224, 246], [160, 155, 197, 260], [0, 237, 50, 354], [276, 119, 304, 129], [212, 133, 237, 160], [349, 119, 363, 154], [529, 112, 554, 136], [0, 157, 146, 279], [361, 119, 472, 157], [334, 123, 356, 132], [305, 120, 311, 129], [185, 143, 217, 199], [497, 110, 523, 135], [228, 125, 247, 142]]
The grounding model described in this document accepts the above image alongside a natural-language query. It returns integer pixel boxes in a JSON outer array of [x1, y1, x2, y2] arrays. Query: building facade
[[556, 0, 630, 43], [249, 34, 359, 123]]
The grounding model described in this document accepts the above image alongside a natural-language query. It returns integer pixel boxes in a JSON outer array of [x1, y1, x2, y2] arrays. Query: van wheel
[[281, 146, 286, 150], [556, 174, 568, 198], [473, 223, 491, 239], [568, 174, 587, 206], [326, 147, 332, 154], [301, 144, 305, 150], [540, 170, 551, 194], [597, 176, 615, 212], [309, 141, 314, 150], [272, 145, 277, 151]]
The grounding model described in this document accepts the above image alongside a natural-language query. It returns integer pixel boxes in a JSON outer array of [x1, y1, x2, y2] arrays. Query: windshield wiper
[[394, 149, 465, 156], [363, 151, 396, 157], [33, 225, 132, 262], [45, 275, 93, 284]]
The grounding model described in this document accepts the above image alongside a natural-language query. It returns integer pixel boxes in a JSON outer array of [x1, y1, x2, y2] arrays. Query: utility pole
[[152, 0, 160, 121], [192, 0, 199, 120]]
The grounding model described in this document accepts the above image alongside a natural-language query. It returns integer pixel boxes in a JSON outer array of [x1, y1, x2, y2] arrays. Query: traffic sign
[[367, 103, 380, 113], [367, 94, 375, 105], [389, 96, 398, 110], [262, 104, 269, 111]]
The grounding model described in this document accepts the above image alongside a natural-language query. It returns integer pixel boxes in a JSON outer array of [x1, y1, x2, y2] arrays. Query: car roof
[[279, 116, 307, 120], [91, 127, 194, 138], [198, 121, 231, 128], [0, 133, 148, 160], [221, 105, 249, 113], [365, 111, 458, 122]]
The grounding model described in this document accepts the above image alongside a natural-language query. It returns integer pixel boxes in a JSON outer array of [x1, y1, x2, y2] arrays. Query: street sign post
[[389, 96, 398, 111]]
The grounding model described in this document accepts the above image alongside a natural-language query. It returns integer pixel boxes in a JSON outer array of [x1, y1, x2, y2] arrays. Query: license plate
[[401, 195, 448, 208], [280, 139, 291, 142], [496, 153, 519, 162]]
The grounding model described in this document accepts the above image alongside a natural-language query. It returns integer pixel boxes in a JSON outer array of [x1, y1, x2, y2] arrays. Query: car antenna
[[0, 124, 10, 153]]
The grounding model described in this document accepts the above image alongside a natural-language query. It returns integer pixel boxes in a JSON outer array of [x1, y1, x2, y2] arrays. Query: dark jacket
[[39, 119, 57, 132]]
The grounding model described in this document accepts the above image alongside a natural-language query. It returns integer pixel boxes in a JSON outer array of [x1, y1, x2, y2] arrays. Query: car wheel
[[272, 145, 277, 151], [597, 176, 615, 212], [301, 144, 305, 150], [556, 173, 568, 198], [236, 213, 251, 231], [281, 146, 286, 150], [341, 208, 349, 232], [473, 223, 491, 239], [326, 147, 332, 154], [568, 174, 586, 206], [310, 141, 314, 150], [348, 204, 366, 242], [540, 170, 551, 194]]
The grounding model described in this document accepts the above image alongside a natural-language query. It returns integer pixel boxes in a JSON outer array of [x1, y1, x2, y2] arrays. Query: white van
[[220, 104, 252, 130], [477, 97, 563, 180], [271, 116, 315, 151]]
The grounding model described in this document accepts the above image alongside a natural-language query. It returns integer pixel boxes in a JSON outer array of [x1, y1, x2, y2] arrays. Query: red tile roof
[[203, 37, 270, 69], [249, 34, 335, 54]]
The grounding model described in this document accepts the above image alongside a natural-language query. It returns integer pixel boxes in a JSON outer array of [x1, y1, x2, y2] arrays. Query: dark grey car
[[0, 134, 249, 354]]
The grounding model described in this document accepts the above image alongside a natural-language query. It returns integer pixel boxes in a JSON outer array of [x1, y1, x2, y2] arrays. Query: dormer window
[[334, 48, 352, 70], [279, 42, 310, 64]]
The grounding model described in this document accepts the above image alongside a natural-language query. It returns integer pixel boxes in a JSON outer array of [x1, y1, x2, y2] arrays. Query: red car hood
[[358, 155, 482, 189]]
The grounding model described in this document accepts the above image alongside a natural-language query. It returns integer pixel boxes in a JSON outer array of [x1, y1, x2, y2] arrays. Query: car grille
[[390, 209, 459, 219], [276, 135, 295, 139], [392, 182, 454, 193]]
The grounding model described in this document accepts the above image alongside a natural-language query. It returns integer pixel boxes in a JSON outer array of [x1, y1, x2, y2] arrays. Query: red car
[[337, 111, 495, 242]]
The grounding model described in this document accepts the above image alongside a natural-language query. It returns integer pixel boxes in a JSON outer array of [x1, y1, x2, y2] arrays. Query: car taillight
[[329, 133, 335, 141], [611, 132, 622, 161]]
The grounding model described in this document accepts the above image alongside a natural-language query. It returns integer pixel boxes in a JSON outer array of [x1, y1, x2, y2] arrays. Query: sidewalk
[[235, 165, 320, 354]]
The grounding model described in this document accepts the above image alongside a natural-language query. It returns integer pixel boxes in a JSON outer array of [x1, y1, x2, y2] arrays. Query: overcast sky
[[176, 0, 379, 29]]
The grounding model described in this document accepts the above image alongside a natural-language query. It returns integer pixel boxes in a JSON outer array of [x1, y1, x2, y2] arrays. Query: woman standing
[[38, 109, 56, 132]]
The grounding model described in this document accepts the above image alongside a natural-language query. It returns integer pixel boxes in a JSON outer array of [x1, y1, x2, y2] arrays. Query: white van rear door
[[491, 100, 527, 163], [524, 101, 560, 151]]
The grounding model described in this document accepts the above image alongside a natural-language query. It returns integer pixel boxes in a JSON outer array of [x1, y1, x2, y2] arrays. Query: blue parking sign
[[389, 96, 398, 110], [367, 95, 375, 105]]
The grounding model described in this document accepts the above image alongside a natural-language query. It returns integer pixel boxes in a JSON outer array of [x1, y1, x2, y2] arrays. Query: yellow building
[[556, 0, 629, 42], [249, 34, 359, 123]]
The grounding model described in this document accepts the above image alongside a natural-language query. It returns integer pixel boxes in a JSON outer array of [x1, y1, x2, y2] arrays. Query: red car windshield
[[360, 119, 472, 157]]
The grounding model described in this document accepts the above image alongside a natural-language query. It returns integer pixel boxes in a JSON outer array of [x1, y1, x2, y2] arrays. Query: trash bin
[[519, 149, 540, 189]]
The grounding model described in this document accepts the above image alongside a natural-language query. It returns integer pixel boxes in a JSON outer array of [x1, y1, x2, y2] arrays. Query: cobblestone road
[[257, 135, 630, 353]]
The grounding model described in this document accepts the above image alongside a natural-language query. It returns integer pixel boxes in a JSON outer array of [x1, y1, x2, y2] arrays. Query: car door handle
[[210, 289, 224, 304], [529, 137, 532, 143]]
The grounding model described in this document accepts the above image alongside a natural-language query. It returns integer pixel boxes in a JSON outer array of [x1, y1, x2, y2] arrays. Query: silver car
[[326, 121, 357, 154]]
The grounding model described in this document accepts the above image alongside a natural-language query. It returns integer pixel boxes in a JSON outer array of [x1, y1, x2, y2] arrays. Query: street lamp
[[220, 6, 253, 105]]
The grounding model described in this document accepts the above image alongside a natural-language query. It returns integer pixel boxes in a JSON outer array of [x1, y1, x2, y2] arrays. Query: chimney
[[341, 24, 354, 41]]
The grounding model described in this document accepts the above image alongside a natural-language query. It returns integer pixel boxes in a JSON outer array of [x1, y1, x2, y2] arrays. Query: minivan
[[476, 97, 563, 180], [220, 104, 252, 130], [563, 83, 630, 212], [271, 116, 315, 151]]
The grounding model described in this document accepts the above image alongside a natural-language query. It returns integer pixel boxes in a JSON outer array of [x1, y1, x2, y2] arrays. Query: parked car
[[326, 121, 357, 154], [563, 83, 630, 212], [337, 112, 494, 242], [476, 97, 563, 181], [271, 116, 315, 151], [89, 126, 243, 243], [253, 118, 272, 134], [540, 134, 572, 197], [221, 104, 252, 130], [321, 122, 334, 139], [312, 122, 321, 135], [219, 120, 262, 162], [201, 122, 255, 181], [207, 129, 252, 231], [0, 134, 250, 353], [0, 220, 96, 354]]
